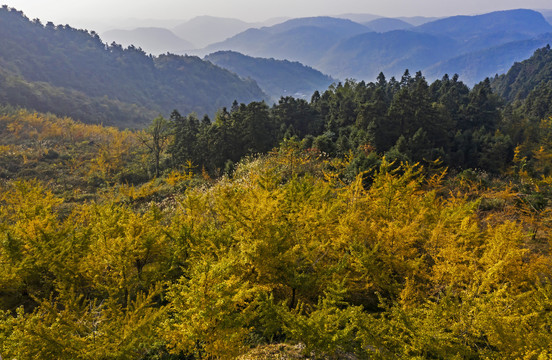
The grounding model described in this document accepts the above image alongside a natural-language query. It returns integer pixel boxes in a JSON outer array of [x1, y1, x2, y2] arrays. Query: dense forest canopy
[[166, 46, 552, 180], [166, 72, 508, 176]]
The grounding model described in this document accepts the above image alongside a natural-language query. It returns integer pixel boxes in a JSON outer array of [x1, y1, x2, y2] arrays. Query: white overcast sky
[[4, 0, 552, 24]]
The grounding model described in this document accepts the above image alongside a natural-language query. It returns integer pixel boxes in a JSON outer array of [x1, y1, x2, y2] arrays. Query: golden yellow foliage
[[1, 145, 552, 359]]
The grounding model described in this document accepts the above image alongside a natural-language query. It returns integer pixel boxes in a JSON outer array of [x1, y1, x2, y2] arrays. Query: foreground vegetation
[[1, 104, 552, 359]]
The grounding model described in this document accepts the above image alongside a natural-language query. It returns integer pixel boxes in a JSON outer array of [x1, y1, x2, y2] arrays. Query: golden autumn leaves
[[1, 111, 552, 358], [0, 151, 551, 358]]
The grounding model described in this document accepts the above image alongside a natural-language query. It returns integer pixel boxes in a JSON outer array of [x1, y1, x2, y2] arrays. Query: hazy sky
[[4, 0, 552, 24]]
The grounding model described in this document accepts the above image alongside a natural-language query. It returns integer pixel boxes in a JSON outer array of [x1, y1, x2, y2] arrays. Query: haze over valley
[[97, 8, 552, 89]]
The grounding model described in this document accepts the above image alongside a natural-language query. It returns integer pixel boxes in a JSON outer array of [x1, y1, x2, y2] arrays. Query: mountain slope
[[424, 34, 552, 86], [101, 27, 194, 55], [172, 16, 254, 49], [490, 45, 552, 120], [205, 51, 334, 100], [491, 45, 552, 102], [415, 9, 552, 40], [364, 18, 413, 32], [261, 25, 357, 64], [264, 16, 369, 35], [335, 13, 381, 23], [0, 67, 157, 126], [317, 30, 457, 80], [397, 16, 439, 26], [0, 7, 266, 126], [202, 16, 371, 62], [200, 9, 552, 84], [539, 9, 552, 25]]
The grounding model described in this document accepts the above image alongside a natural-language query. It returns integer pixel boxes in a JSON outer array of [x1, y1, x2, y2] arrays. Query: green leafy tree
[[139, 115, 172, 177]]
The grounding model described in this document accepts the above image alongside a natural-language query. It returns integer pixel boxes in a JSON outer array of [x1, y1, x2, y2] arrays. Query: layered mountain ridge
[[0, 6, 266, 127], [200, 9, 552, 85]]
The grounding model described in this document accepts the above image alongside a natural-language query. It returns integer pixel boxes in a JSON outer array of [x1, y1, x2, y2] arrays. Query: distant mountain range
[[414, 9, 551, 39], [334, 13, 381, 23], [99, 9, 552, 87], [364, 18, 413, 32], [102, 27, 194, 54], [395, 16, 441, 26], [101, 16, 288, 54], [201, 17, 371, 65], [425, 33, 552, 85], [205, 51, 334, 101], [172, 16, 252, 49], [335, 14, 438, 26], [317, 30, 456, 81], [172, 16, 287, 49], [101, 14, 436, 57], [198, 9, 552, 85]]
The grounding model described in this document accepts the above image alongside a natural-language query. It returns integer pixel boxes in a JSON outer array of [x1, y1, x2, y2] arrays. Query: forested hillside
[[363, 17, 413, 32], [205, 51, 334, 101], [0, 6, 266, 127], [425, 33, 552, 85], [167, 46, 552, 179], [492, 45, 552, 122], [0, 67, 158, 126], [165, 71, 510, 176], [492, 45, 552, 102]]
